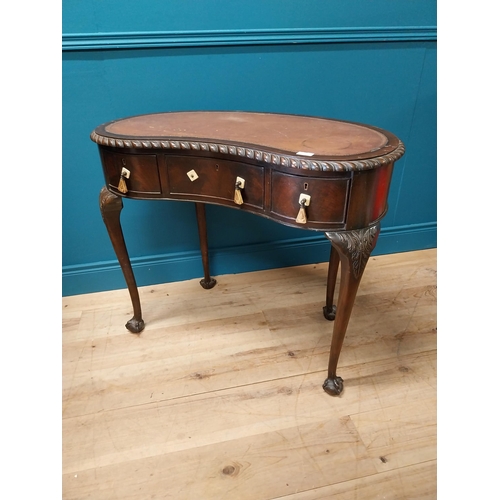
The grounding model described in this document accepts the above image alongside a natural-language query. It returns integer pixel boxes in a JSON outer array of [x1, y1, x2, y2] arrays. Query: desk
[[91, 111, 405, 395]]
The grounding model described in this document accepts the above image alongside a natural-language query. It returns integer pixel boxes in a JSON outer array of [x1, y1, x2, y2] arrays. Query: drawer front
[[166, 156, 264, 209], [102, 150, 161, 195], [271, 171, 350, 226]]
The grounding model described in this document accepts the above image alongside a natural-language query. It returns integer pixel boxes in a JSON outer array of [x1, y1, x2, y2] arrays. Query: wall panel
[[62, 2, 436, 295]]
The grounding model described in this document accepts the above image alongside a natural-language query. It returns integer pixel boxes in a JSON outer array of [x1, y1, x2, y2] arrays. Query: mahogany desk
[[91, 111, 405, 396]]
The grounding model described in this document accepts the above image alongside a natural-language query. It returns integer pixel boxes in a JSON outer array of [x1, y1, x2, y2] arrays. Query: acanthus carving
[[90, 130, 405, 172], [99, 186, 123, 213], [326, 224, 380, 279]]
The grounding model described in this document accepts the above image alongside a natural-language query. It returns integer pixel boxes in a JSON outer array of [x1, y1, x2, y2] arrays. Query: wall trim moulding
[[62, 221, 437, 296], [62, 26, 437, 51]]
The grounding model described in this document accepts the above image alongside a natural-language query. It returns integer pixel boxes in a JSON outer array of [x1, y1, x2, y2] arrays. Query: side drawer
[[101, 150, 161, 196], [271, 171, 350, 227], [166, 156, 264, 209]]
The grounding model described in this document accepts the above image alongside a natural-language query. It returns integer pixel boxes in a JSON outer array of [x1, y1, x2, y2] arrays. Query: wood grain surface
[[62, 249, 436, 499]]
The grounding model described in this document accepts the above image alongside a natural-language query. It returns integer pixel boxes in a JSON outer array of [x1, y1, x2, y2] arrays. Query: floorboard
[[62, 249, 437, 499]]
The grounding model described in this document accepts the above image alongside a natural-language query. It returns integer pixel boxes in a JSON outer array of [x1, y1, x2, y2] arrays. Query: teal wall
[[62, 0, 437, 296]]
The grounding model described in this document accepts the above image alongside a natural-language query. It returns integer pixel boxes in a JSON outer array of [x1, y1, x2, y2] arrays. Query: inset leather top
[[91, 111, 404, 171]]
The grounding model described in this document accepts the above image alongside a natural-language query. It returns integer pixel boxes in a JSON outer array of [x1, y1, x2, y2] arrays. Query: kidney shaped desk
[[91, 111, 405, 396]]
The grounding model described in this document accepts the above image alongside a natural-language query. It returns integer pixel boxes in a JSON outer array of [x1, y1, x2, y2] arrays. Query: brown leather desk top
[[91, 111, 403, 168]]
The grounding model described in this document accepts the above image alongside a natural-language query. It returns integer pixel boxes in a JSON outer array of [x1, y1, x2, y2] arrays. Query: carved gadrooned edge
[[326, 224, 380, 279], [90, 131, 405, 172]]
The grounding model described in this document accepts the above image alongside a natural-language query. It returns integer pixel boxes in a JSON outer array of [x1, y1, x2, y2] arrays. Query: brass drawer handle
[[295, 194, 311, 224], [118, 167, 130, 194], [234, 176, 245, 205]]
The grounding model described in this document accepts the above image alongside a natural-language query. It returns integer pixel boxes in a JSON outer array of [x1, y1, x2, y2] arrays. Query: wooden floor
[[62, 249, 437, 499]]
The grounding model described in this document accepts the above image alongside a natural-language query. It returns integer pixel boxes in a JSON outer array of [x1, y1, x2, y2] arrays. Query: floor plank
[[62, 249, 437, 499]]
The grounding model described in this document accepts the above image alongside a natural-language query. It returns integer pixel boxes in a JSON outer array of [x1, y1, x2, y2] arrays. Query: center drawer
[[166, 156, 265, 209]]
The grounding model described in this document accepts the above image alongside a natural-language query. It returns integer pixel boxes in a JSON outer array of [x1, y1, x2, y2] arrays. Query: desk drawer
[[166, 156, 264, 209], [102, 151, 161, 195], [271, 171, 349, 225]]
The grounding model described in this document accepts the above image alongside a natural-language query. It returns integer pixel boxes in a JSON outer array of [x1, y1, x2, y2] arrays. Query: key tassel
[[295, 200, 307, 224], [234, 182, 243, 205], [118, 174, 128, 194]]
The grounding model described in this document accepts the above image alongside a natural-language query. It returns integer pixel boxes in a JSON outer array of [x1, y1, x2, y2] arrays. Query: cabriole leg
[[195, 202, 217, 289], [323, 246, 340, 321], [322, 223, 380, 396], [99, 187, 144, 333]]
